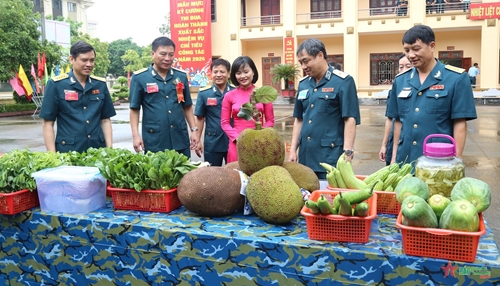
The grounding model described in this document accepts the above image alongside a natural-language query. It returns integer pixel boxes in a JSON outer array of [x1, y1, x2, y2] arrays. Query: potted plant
[[270, 63, 301, 101]]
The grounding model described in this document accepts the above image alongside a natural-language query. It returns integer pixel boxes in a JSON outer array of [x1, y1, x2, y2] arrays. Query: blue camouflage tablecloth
[[0, 199, 499, 285]]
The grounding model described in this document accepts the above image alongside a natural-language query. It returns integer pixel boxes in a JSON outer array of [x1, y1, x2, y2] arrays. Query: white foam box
[[32, 166, 106, 214]]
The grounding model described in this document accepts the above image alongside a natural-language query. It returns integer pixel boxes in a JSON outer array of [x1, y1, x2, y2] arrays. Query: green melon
[[395, 176, 430, 204]]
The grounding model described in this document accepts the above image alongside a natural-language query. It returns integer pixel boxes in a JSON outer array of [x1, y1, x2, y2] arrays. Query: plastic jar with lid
[[415, 134, 465, 198]]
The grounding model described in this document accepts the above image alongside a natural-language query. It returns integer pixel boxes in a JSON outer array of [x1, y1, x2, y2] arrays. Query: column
[[342, 0, 359, 81]]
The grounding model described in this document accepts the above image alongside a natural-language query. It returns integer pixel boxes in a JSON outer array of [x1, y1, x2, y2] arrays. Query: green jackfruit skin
[[246, 166, 304, 224], [237, 128, 285, 176], [282, 161, 320, 192], [223, 161, 241, 171]]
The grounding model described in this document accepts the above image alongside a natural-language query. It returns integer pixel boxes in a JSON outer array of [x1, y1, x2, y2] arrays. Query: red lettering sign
[[469, 2, 500, 20], [284, 37, 295, 64], [170, 0, 212, 87]]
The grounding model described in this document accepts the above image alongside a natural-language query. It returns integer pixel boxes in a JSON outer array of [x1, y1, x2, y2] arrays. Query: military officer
[[40, 41, 116, 153], [194, 58, 234, 166], [387, 25, 477, 164], [289, 38, 361, 179], [129, 37, 198, 157]]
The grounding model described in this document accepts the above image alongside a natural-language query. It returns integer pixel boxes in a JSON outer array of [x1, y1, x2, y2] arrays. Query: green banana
[[337, 192, 352, 216], [305, 200, 320, 214], [354, 202, 370, 217], [317, 195, 335, 215], [326, 169, 338, 188], [319, 162, 334, 172], [336, 153, 367, 190]]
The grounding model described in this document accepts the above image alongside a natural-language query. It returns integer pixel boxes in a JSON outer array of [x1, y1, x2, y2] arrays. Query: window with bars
[[68, 2, 76, 12], [211, 0, 216, 22], [369, 0, 397, 16], [370, 53, 400, 85], [311, 0, 341, 19], [53, 0, 62, 10]]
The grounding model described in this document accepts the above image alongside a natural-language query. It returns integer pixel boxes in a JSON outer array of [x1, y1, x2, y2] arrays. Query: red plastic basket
[[300, 190, 377, 243], [0, 189, 39, 215], [395, 212, 486, 262], [327, 175, 400, 215], [108, 186, 181, 213]]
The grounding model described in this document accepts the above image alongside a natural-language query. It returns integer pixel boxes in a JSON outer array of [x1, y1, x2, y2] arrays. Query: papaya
[[439, 199, 479, 232], [401, 195, 438, 228], [427, 194, 451, 220], [395, 177, 430, 204], [450, 177, 491, 213]]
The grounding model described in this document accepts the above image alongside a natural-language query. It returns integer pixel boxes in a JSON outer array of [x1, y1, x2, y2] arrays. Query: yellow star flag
[[18, 64, 34, 96]]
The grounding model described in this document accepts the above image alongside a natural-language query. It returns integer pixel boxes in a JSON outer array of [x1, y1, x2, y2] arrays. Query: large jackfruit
[[282, 161, 320, 192], [246, 166, 304, 224]]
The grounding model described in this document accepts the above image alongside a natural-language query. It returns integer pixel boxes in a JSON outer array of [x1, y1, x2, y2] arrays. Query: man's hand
[[288, 152, 297, 162], [379, 145, 387, 162], [133, 135, 144, 153], [195, 141, 203, 157]]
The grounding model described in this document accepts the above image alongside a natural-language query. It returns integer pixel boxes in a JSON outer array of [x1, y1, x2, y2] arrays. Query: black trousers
[[470, 76, 476, 87]]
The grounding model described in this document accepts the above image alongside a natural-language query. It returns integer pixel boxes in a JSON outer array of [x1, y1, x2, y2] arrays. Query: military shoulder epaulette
[[90, 75, 106, 82], [299, 76, 309, 82], [133, 67, 147, 75], [51, 73, 69, 82], [198, 85, 212, 92], [332, 69, 348, 79], [445, 65, 465, 74], [229, 83, 236, 88], [395, 67, 412, 78], [172, 67, 188, 74]]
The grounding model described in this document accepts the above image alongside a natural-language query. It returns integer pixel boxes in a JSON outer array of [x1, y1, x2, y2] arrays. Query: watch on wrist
[[190, 126, 199, 132], [344, 149, 354, 156]]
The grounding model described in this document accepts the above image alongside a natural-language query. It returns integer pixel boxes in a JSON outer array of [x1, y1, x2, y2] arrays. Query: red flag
[[31, 64, 40, 93], [38, 52, 43, 78], [9, 76, 25, 96], [18, 65, 34, 101], [15, 73, 29, 98]]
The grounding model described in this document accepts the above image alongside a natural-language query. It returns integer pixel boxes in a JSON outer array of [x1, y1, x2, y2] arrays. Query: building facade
[[32, 0, 94, 35], [210, 0, 500, 97]]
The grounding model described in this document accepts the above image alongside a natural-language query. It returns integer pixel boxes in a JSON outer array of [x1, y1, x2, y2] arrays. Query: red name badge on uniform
[[207, 98, 217, 106], [146, 83, 159, 93], [92, 89, 100, 94], [64, 90, 78, 101], [430, 85, 444, 90]]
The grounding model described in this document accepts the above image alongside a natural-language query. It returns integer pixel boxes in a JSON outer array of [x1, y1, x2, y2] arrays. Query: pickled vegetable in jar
[[415, 134, 465, 198]]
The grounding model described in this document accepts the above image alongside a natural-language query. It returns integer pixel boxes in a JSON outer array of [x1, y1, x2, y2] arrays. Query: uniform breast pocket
[[143, 88, 162, 104], [59, 94, 81, 114], [425, 91, 449, 114], [398, 95, 412, 115], [88, 94, 104, 113], [318, 93, 339, 113]]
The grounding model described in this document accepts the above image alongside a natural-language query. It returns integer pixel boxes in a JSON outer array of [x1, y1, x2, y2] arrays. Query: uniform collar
[[312, 65, 334, 87], [150, 64, 174, 81], [408, 59, 444, 91], [68, 70, 92, 92], [212, 83, 231, 95]]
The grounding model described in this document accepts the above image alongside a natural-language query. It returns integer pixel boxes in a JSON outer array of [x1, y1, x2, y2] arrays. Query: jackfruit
[[177, 167, 244, 217], [246, 166, 303, 224], [237, 127, 285, 175], [223, 161, 241, 171], [282, 162, 320, 192]]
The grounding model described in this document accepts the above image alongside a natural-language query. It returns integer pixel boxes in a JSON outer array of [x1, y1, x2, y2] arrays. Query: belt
[[469, 76, 476, 78]]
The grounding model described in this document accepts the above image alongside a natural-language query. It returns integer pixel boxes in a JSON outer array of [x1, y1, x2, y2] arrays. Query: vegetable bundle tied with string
[[236, 86, 284, 176]]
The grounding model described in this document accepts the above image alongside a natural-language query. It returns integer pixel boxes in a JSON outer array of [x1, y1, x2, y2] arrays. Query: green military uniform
[[129, 64, 192, 156], [39, 71, 116, 153], [293, 65, 361, 179], [386, 60, 477, 164], [194, 83, 235, 166]]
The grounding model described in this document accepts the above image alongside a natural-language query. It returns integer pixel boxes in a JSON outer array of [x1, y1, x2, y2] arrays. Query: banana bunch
[[304, 190, 371, 217], [320, 153, 413, 192]]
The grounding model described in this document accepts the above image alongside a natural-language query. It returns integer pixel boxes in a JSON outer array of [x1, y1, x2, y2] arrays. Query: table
[[1, 200, 499, 285]]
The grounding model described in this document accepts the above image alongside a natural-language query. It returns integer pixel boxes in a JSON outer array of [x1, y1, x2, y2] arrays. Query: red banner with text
[[284, 37, 295, 64], [170, 0, 212, 86], [470, 2, 500, 20]]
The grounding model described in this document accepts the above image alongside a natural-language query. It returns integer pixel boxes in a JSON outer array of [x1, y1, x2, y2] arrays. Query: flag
[[18, 65, 34, 97], [38, 53, 43, 78], [9, 76, 25, 96], [30, 64, 40, 93], [65, 65, 70, 73], [44, 64, 49, 86]]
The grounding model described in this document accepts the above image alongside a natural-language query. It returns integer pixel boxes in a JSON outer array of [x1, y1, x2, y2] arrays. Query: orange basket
[[395, 212, 486, 262], [108, 186, 181, 213], [0, 189, 39, 215], [327, 175, 400, 215], [300, 190, 377, 243]]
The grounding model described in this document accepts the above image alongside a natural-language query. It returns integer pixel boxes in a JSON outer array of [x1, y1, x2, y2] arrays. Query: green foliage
[[113, 76, 129, 99], [237, 86, 278, 124], [116, 76, 128, 86], [0, 0, 42, 82], [141, 45, 152, 67], [158, 13, 171, 36], [41, 40, 66, 73], [0, 103, 36, 113], [270, 63, 301, 90], [12, 91, 33, 104], [121, 50, 143, 73], [107, 38, 142, 77], [72, 34, 110, 76]]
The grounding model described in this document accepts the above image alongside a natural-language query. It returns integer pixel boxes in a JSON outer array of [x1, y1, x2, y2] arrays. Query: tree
[[121, 50, 143, 73], [72, 34, 110, 77], [158, 13, 171, 37], [0, 0, 41, 82], [41, 40, 66, 74], [107, 38, 142, 77], [140, 45, 152, 68]]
